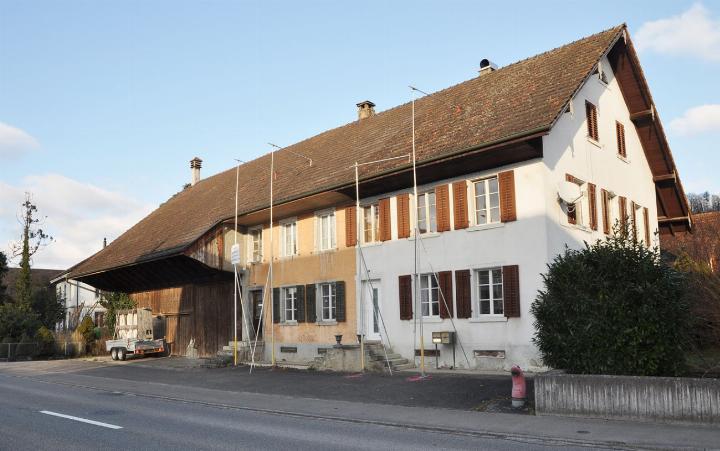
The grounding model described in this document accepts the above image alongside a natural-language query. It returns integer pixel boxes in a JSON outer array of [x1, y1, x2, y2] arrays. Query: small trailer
[[106, 308, 167, 361]]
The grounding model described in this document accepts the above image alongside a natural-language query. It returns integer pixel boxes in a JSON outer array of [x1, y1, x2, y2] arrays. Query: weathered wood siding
[[131, 281, 233, 357]]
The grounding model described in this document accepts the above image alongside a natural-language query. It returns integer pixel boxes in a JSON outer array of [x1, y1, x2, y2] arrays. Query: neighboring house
[[63, 25, 689, 370], [662, 211, 719, 273], [50, 272, 106, 330]]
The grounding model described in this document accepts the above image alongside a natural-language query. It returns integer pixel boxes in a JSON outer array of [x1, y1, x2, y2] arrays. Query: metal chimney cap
[[190, 157, 203, 169]]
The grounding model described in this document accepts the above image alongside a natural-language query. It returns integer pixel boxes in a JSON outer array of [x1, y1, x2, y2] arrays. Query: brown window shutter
[[397, 193, 410, 239], [455, 270, 471, 319], [619, 196, 627, 229], [566, 174, 577, 225], [588, 183, 597, 231], [498, 170, 516, 222], [586, 101, 598, 141], [345, 206, 356, 248], [438, 271, 453, 319], [616, 121, 626, 157], [452, 181, 468, 229], [631, 201, 638, 238], [601, 188, 610, 235], [502, 265, 520, 318], [643, 207, 650, 245], [398, 275, 413, 320], [378, 198, 391, 241], [435, 185, 451, 232]]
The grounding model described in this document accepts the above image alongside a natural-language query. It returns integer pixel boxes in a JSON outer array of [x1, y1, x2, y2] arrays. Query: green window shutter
[[335, 281, 346, 322], [272, 288, 280, 323], [305, 284, 317, 323], [296, 285, 306, 322]]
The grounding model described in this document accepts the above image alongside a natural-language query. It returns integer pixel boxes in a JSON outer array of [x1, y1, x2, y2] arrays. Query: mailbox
[[432, 331, 454, 344]]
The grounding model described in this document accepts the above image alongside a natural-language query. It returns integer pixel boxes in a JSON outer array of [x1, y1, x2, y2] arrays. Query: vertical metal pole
[[270, 150, 276, 367], [355, 163, 364, 372], [411, 88, 425, 377], [233, 162, 240, 366]]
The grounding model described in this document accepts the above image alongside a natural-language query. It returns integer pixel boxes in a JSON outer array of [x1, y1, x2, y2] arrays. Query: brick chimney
[[190, 157, 202, 186], [356, 100, 376, 120]]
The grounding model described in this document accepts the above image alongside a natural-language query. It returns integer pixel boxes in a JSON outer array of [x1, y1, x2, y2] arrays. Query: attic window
[[585, 101, 599, 142], [594, 63, 608, 84]]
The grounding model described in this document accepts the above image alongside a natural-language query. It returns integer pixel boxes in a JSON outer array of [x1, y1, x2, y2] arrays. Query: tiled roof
[[70, 25, 625, 278]]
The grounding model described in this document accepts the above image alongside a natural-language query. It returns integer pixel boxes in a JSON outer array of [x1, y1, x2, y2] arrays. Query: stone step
[[392, 362, 415, 371], [369, 353, 401, 361], [381, 358, 409, 366]]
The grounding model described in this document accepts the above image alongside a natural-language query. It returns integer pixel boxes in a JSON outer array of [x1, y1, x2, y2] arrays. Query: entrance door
[[362, 280, 381, 341], [251, 290, 264, 339]]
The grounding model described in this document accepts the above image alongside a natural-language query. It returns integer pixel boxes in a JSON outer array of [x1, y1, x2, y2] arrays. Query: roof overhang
[[607, 30, 691, 235], [74, 255, 233, 293]]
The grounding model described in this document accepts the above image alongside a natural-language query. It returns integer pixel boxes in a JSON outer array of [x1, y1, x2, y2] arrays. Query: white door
[[362, 280, 381, 341]]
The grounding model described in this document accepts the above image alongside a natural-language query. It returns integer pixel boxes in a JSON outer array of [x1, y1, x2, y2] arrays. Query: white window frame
[[315, 209, 336, 251], [361, 203, 380, 244], [317, 282, 337, 322], [248, 226, 263, 263], [281, 286, 297, 323], [281, 219, 298, 257], [472, 176, 500, 226], [474, 268, 504, 316], [418, 274, 439, 318], [416, 192, 437, 235], [634, 202, 645, 244], [566, 178, 589, 228]]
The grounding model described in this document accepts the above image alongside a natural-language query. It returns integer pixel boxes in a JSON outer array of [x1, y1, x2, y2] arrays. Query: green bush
[[0, 302, 39, 341], [531, 226, 690, 376], [36, 326, 55, 357], [77, 316, 96, 345]]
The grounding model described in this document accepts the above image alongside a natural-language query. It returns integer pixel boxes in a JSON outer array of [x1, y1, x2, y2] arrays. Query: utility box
[[432, 331, 455, 344]]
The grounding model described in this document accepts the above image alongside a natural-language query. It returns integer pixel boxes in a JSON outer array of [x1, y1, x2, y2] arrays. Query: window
[[362, 204, 380, 243], [419, 274, 439, 317], [316, 210, 336, 251], [473, 176, 500, 225], [282, 287, 297, 322], [633, 202, 644, 243], [565, 175, 587, 227], [476, 268, 503, 316], [416, 192, 437, 234], [586, 101, 599, 141], [281, 220, 297, 257], [319, 283, 336, 321], [249, 227, 263, 263], [616, 121, 626, 158]]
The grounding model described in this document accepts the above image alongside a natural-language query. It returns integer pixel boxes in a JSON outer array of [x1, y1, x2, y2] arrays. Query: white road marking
[[39, 410, 123, 429]]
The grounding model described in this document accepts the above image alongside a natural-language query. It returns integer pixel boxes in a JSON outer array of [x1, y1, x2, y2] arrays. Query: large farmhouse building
[[65, 24, 690, 370]]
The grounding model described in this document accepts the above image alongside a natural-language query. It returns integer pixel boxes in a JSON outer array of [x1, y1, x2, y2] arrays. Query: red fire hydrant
[[510, 365, 526, 408]]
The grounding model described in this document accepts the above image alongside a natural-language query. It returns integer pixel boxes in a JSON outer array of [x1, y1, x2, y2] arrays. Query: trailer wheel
[[111, 348, 118, 361], [119, 348, 127, 361]]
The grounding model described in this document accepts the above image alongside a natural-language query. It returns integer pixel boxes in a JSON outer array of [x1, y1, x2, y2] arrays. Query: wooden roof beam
[[653, 172, 676, 183], [630, 106, 655, 124]]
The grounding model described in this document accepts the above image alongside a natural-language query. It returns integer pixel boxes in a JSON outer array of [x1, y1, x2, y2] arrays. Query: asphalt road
[[0, 373, 576, 451]]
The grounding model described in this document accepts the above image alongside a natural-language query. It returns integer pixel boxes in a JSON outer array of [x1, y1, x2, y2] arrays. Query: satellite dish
[[557, 181, 582, 204]]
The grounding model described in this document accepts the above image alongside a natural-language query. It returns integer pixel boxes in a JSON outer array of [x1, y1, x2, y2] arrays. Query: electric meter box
[[432, 331, 455, 344]]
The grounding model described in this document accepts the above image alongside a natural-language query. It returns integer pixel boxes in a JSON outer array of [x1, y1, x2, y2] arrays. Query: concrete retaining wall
[[535, 372, 720, 425]]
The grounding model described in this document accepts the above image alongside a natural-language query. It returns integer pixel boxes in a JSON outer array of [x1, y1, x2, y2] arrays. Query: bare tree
[[10, 193, 53, 305]]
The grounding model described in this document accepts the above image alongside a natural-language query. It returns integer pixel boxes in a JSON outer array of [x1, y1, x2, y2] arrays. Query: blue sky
[[1, 1, 719, 268]]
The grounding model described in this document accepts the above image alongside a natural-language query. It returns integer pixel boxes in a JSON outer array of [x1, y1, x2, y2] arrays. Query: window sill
[[277, 255, 299, 261], [420, 317, 443, 323], [469, 316, 508, 323], [586, 137, 602, 149], [569, 223, 593, 234], [312, 248, 338, 255], [360, 241, 382, 248], [466, 222, 504, 232], [617, 154, 630, 164], [409, 232, 441, 241], [316, 320, 337, 326], [281, 321, 298, 326]]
